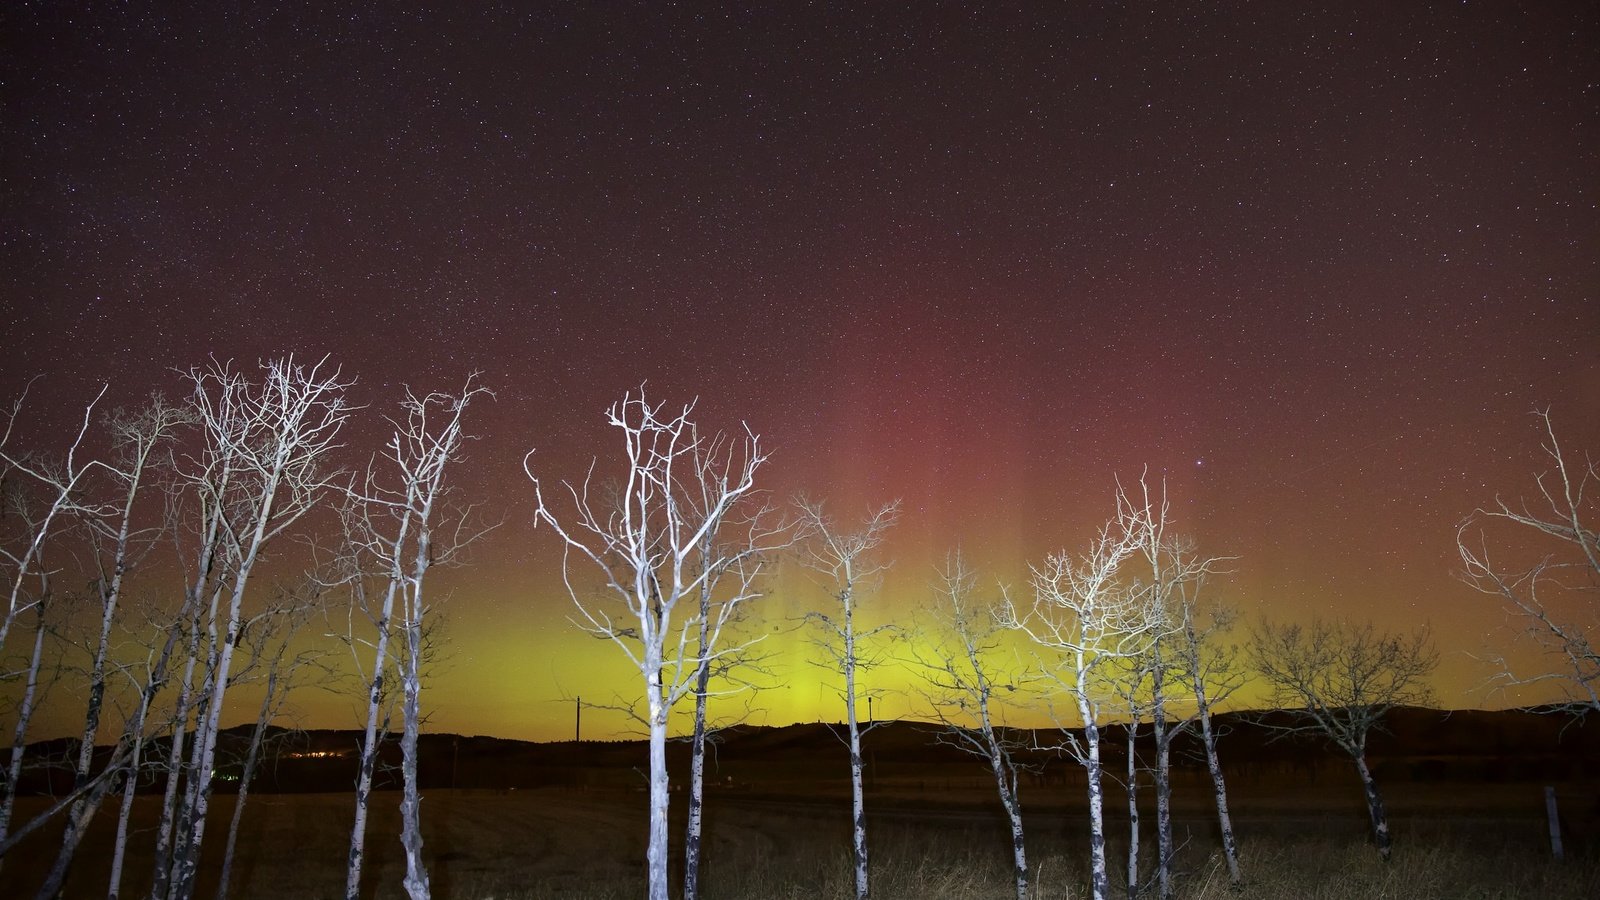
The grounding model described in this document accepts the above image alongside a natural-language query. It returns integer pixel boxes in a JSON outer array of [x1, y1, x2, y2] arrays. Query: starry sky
[[4, 2, 1598, 741]]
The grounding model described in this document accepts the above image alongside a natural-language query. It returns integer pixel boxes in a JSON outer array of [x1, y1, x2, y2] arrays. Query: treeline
[[1, 361, 1593, 900]]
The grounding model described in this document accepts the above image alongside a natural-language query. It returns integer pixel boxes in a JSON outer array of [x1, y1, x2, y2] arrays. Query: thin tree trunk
[[1352, 752, 1391, 861], [346, 581, 397, 900], [683, 653, 711, 900], [168, 634, 220, 900], [174, 578, 251, 900], [54, 489, 138, 886], [0, 601, 49, 868], [1126, 719, 1139, 900], [1076, 673, 1110, 900], [1185, 614, 1240, 886], [216, 666, 278, 900], [152, 601, 205, 900], [1151, 662, 1172, 900], [997, 758, 1027, 900], [398, 620, 431, 900], [109, 728, 147, 900], [645, 668, 670, 900], [844, 591, 868, 900]]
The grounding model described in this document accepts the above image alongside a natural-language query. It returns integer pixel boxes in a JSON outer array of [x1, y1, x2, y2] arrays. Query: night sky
[[4, 2, 1597, 741]]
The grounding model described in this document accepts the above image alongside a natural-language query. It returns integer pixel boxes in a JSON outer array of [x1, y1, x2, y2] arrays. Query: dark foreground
[[7, 774, 1598, 899]]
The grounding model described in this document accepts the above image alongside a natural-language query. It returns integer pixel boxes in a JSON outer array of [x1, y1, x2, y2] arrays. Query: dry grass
[[10, 788, 1598, 899]]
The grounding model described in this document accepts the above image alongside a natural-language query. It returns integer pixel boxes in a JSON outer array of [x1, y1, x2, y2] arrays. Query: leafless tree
[[1121, 477, 1235, 900], [998, 487, 1162, 900], [1170, 596, 1245, 887], [33, 398, 188, 892], [909, 551, 1030, 900], [528, 390, 769, 900], [1457, 408, 1598, 714], [157, 356, 351, 900], [0, 384, 117, 866], [340, 377, 490, 900], [0, 568, 52, 869], [796, 498, 899, 900], [0, 381, 108, 654], [1249, 619, 1437, 861]]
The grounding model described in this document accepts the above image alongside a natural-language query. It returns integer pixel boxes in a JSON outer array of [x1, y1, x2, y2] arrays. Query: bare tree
[[159, 356, 351, 900], [1171, 596, 1245, 887], [38, 398, 188, 892], [1249, 619, 1437, 861], [340, 377, 490, 900], [0, 569, 52, 868], [796, 498, 899, 900], [1122, 477, 1235, 900], [910, 551, 1030, 900], [0, 383, 115, 864], [0, 381, 108, 654], [998, 487, 1161, 900], [528, 391, 769, 900], [1457, 409, 1598, 714]]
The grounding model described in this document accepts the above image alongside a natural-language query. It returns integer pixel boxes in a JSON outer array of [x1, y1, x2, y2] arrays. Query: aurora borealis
[[4, 2, 1597, 742]]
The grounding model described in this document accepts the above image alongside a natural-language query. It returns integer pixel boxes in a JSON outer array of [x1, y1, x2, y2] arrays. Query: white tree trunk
[[1192, 683, 1240, 885], [216, 667, 278, 900], [1076, 682, 1111, 900], [1151, 663, 1172, 900], [844, 592, 869, 900], [399, 622, 431, 900], [346, 589, 397, 900], [1352, 752, 1391, 861], [1125, 719, 1139, 900], [683, 655, 711, 900], [108, 729, 146, 900], [645, 661, 670, 900], [0, 604, 48, 870], [998, 764, 1027, 900]]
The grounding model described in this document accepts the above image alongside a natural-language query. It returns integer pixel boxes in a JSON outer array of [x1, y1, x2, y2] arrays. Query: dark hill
[[15, 706, 1597, 796]]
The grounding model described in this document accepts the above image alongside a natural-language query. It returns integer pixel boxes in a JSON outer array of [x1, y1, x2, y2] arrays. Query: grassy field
[[7, 777, 1598, 899]]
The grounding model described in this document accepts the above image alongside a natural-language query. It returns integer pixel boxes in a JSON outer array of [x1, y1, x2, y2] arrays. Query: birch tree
[[910, 552, 1030, 900], [37, 398, 187, 892], [159, 356, 351, 900], [998, 488, 1161, 900], [797, 498, 899, 900], [1457, 409, 1598, 714], [1122, 477, 1233, 900], [1171, 596, 1245, 887], [0, 381, 107, 654], [341, 377, 490, 900], [528, 391, 769, 900], [1249, 619, 1437, 861], [0, 384, 132, 870]]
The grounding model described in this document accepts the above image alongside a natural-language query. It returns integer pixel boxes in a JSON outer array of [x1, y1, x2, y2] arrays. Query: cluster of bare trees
[[0, 359, 486, 900], [4, 373, 1584, 900]]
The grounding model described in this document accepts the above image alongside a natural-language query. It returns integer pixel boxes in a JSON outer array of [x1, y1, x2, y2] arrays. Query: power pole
[[576, 695, 581, 742]]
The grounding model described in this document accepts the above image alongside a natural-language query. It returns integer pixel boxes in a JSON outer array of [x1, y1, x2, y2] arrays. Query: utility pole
[[576, 695, 581, 742]]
